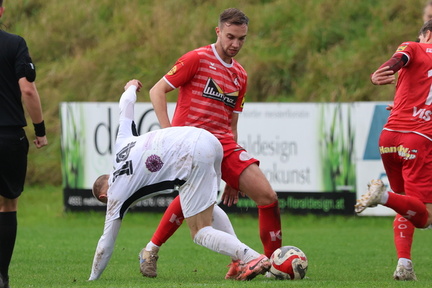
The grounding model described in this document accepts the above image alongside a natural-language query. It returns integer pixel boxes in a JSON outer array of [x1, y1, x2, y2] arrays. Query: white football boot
[[139, 247, 159, 278], [393, 260, 417, 281], [355, 179, 386, 213]]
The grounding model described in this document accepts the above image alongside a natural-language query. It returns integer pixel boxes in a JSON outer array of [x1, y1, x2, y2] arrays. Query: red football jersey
[[385, 41, 432, 137], [163, 44, 247, 140]]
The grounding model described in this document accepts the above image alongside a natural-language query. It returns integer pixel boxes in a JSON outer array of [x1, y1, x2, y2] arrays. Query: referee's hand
[[34, 135, 48, 149]]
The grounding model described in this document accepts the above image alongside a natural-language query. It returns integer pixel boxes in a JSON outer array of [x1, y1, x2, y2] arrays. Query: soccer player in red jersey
[[374, 2, 432, 280], [140, 8, 282, 279], [356, 20, 432, 281]]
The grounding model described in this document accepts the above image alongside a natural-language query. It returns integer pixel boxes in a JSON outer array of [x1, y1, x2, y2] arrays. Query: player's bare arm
[[221, 113, 243, 207], [149, 78, 174, 128], [371, 51, 410, 86], [231, 113, 239, 142], [19, 77, 48, 148]]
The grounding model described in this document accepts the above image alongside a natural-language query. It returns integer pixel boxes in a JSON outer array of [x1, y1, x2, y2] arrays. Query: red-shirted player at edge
[[355, 19, 432, 281], [138, 8, 282, 279]]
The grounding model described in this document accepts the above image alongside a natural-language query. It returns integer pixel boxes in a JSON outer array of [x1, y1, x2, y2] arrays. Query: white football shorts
[[179, 129, 222, 218]]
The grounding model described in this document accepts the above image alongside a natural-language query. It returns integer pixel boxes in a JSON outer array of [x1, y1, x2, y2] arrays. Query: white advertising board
[[61, 102, 394, 215]]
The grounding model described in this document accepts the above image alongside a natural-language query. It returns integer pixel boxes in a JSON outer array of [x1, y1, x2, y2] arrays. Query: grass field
[[10, 185, 432, 287]]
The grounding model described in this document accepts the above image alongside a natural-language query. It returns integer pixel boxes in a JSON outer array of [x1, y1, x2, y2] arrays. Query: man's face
[[215, 23, 248, 61], [424, 5, 432, 23]]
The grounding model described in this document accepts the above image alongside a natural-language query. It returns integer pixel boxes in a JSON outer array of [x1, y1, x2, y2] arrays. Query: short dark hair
[[419, 19, 432, 36], [92, 174, 109, 201], [219, 8, 249, 27]]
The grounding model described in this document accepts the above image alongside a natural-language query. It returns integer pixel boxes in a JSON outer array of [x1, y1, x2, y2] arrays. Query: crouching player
[[88, 79, 270, 281]]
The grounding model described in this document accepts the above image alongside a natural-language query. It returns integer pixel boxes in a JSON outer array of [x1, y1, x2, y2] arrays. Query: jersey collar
[[211, 43, 234, 68]]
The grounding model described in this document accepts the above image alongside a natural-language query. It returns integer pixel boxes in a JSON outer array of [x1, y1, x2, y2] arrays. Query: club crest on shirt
[[202, 78, 238, 108], [167, 61, 184, 76], [167, 65, 177, 76], [145, 154, 164, 172]]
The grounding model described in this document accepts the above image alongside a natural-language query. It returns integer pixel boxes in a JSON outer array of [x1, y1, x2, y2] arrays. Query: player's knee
[[257, 191, 278, 206], [0, 196, 18, 212], [268, 191, 279, 203]]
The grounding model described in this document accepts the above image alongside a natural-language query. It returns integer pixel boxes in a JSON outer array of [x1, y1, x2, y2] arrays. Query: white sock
[[212, 205, 236, 237], [145, 241, 160, 251], [381, 191, 389, 204], [193, 226, 260, 263], [398, 258, 412, 268]]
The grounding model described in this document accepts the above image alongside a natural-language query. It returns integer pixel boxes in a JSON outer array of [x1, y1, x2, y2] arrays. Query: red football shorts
[[379, 130, 432, 203], [219, 137, 259, 190]]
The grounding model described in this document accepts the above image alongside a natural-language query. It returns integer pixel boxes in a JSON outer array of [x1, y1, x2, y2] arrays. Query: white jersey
[[106, 125, 204, 222], [89, 85, 222, 280]]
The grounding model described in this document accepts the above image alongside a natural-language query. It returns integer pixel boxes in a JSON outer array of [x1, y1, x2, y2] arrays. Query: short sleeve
[[393, 42, 415, 66], [14, 37, 35, 81], [163, 50, 200, 89]]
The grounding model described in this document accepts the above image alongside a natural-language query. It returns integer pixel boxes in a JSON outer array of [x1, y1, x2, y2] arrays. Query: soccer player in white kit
[[88, 79, 270, 281]]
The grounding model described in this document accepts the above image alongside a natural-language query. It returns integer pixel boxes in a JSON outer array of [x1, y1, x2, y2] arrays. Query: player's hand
[[370, 66, 395, 85], [33, 135, 48, 149], [124, 79, 143, 92], [222, 184, 240, 207], [386, 104, 394, 110]]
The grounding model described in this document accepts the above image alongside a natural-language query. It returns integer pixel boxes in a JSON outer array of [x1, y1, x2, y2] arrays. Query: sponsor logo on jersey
[[202, 78, 238, 108], [427, 48, 432, 53], [396, 44, 408, 52], [413, 106, 432, 121]]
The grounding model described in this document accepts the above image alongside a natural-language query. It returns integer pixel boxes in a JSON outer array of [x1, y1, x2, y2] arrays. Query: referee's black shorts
[[0, 127, 29, 199]]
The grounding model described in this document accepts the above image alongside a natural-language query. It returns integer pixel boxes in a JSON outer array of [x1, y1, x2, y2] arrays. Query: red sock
[[258, 201, 282, 258], [393, 214, 414, 259], [386, 193, 428, 228], [151, 196, 184, 246]]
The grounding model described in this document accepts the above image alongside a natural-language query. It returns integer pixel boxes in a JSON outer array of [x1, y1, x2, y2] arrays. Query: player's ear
[[99, 194, 108, 204]]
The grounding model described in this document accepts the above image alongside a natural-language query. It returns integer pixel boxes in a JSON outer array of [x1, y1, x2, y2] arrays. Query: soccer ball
[[268, 246, 308, 280]]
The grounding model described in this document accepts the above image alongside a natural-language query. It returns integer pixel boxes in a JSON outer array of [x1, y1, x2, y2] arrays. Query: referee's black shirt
[[0, 30, 33, 127]]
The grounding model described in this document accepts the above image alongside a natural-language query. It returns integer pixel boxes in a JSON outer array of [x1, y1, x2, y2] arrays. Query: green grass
[[9, 186, 432, 287]]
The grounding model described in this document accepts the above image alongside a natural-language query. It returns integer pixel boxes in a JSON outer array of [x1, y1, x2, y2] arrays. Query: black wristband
[[33, 120, 46, 137]]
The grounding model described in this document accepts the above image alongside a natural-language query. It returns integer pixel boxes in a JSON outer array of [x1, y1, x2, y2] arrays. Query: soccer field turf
[[10, 186, 432, 287]]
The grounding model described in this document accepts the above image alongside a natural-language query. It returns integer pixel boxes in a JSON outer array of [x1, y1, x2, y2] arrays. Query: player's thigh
[[179, 131, 220, 219], [399, 134, 432, 202], [379, 130, 405, 193], [0, 129, 29, 201], [0, 196, 18, 212], [238, 163, 277, 206]]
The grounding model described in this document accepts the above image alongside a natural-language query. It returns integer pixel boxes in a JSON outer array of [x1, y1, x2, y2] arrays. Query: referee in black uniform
[[0, 1, 48, 287]]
